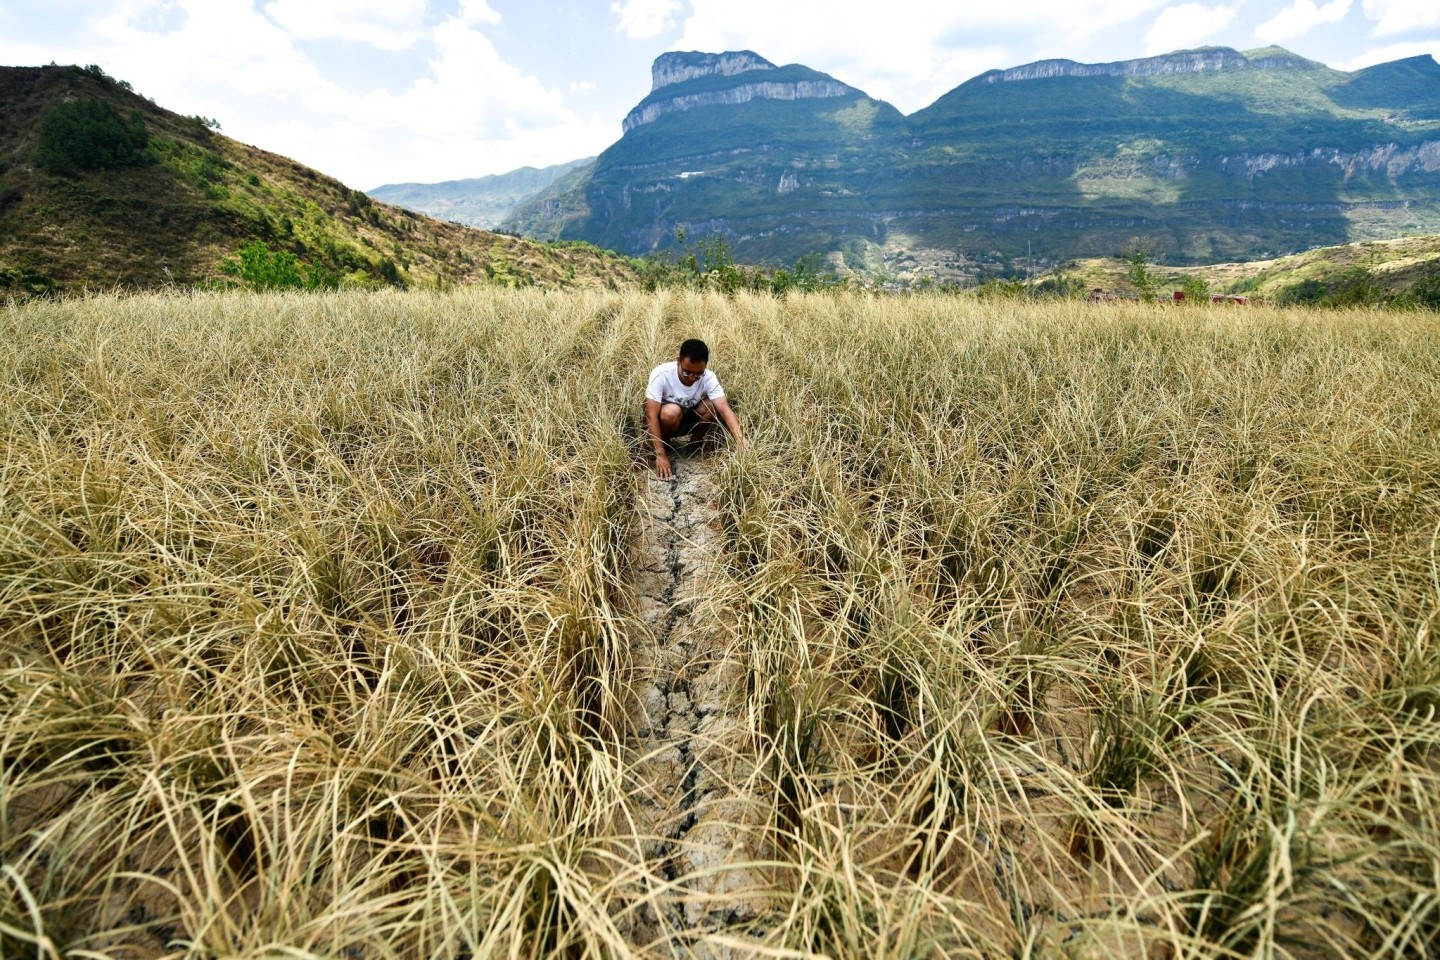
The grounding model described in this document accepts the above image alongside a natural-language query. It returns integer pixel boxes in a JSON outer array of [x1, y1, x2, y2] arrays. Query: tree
[[1124, 241, 1159, 303], [34, 100, 149, 175]]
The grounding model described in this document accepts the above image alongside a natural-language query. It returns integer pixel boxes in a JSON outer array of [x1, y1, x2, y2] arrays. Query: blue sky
[[2, 1, 1437, 189]]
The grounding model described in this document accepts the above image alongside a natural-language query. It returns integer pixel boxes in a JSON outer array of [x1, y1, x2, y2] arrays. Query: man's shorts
[[675, 403, 704, 434]]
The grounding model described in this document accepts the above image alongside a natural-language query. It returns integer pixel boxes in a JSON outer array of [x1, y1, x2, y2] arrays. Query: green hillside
[[1329, 54, 1440, 115], [0, 65, 636, 296], [508, 47, 1440, 276]]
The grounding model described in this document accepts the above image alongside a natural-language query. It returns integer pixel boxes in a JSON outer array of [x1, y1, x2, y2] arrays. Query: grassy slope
[[1061, 233, 1440, 297], [0, 65, 636, 294], [2, 287, 1438, 958]]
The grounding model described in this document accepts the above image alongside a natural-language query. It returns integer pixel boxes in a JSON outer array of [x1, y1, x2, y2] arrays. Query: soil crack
[[628, 452, 761, 955]]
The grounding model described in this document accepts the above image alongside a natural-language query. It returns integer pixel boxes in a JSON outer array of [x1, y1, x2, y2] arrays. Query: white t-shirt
[[645, 361, 725, 409]]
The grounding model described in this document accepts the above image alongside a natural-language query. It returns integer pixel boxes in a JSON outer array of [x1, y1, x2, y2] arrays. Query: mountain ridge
[[623, 57, 867, 132], [649, 50, 776, 92], [973, 46, 1256, 85], [504, 44, 1440, 277]]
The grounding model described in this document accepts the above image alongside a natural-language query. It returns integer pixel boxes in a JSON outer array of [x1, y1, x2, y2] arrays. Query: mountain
[[505, 50, 906, 257], [505, 47, 1440, 276], [367, 157, 594, 229], [0, 65, 636, 295]]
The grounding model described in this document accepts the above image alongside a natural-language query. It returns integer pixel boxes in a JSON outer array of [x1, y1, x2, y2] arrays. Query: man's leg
[[691, 398, 722, 451], [657, 402, 683, 449]]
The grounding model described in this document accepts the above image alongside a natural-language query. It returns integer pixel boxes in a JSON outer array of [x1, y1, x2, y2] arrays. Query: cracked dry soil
[[627, 452, 766, 956]]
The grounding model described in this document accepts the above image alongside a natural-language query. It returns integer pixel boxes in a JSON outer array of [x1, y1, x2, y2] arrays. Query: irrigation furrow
[[628, 453, 761, 956]]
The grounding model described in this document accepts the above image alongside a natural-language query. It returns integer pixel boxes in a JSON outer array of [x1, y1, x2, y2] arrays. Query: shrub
[[638, 229, 831, 295], [1181, 275, 1212, 302], [1277, 278, 1327, 305], [33, 100, 149, 175], [375, 257, 404, 287], [1405, 270, 1440, 310], [79, 64, 132, 92], [974, 276, 1025, 299], [1277, 268, 1386, 307], [219, 240, 314, 290], [770, 254, 829, 295], [1032, 272, 1087, 299], [0, 267, 58, 297], [1328, 266, 1384, 306]]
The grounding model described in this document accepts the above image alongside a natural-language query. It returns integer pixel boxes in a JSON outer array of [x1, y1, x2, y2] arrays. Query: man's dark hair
[[678, 338, 709, 363]]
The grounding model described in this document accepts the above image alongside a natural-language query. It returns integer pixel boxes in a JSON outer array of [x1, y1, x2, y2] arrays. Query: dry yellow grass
[[2, 287, 1437, 958]]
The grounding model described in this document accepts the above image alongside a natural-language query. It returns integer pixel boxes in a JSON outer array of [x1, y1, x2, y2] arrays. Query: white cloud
[[1338, 38, 1440, 69], [393, 111, 614, 183], [457, 0, 501, 26], [3, 0, 611, 186], [284, 12, 612, 183], [672, 0, 1168, 113], [1254, 0, 1352, 44], [611, 0, 684, 39], [355, 16, 570, 137], [93, 0, 343, 106], [1146, 4, 1239, 54], [1362, 0, 1440, 37], [264, 108, 614, 189], [262, 0, 429, 50]]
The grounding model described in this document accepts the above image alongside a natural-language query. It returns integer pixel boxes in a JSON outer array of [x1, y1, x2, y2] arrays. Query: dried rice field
[[2, 287, 1438, 958]]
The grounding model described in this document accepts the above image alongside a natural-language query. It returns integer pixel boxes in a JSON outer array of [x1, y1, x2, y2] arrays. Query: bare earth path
[[627, 452, 764, 956]]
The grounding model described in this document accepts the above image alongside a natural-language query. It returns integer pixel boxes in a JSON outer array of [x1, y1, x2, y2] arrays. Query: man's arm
[[645, 398, 672, 479], [712, 397, 748, 449]]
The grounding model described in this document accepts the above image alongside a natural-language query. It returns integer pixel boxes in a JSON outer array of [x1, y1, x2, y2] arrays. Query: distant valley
[[368, 158, 593, 230]]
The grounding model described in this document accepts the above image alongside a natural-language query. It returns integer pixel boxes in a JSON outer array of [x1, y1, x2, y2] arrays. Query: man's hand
[[645, 398, 674, 481], [713, 397, 747, 452]]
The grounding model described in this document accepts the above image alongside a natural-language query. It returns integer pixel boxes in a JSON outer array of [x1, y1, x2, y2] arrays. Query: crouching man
[[645, 338, 747, 480]]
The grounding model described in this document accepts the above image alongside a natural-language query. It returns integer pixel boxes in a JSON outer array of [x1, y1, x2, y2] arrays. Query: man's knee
[[694, 399, 718, 422], [658, 403, 683, 431]]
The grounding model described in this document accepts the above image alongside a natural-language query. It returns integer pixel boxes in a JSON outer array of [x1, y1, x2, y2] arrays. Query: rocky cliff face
[[1231, 140, 1440, 179], [979, 48, 1260, 84], [650, 51, 774, 92], [622, 79, 854, 132], [1077, 141, 1440, 181]]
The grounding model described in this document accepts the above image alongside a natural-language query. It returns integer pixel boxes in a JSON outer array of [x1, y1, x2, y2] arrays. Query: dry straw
[[2, 287, 1437, 958]]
